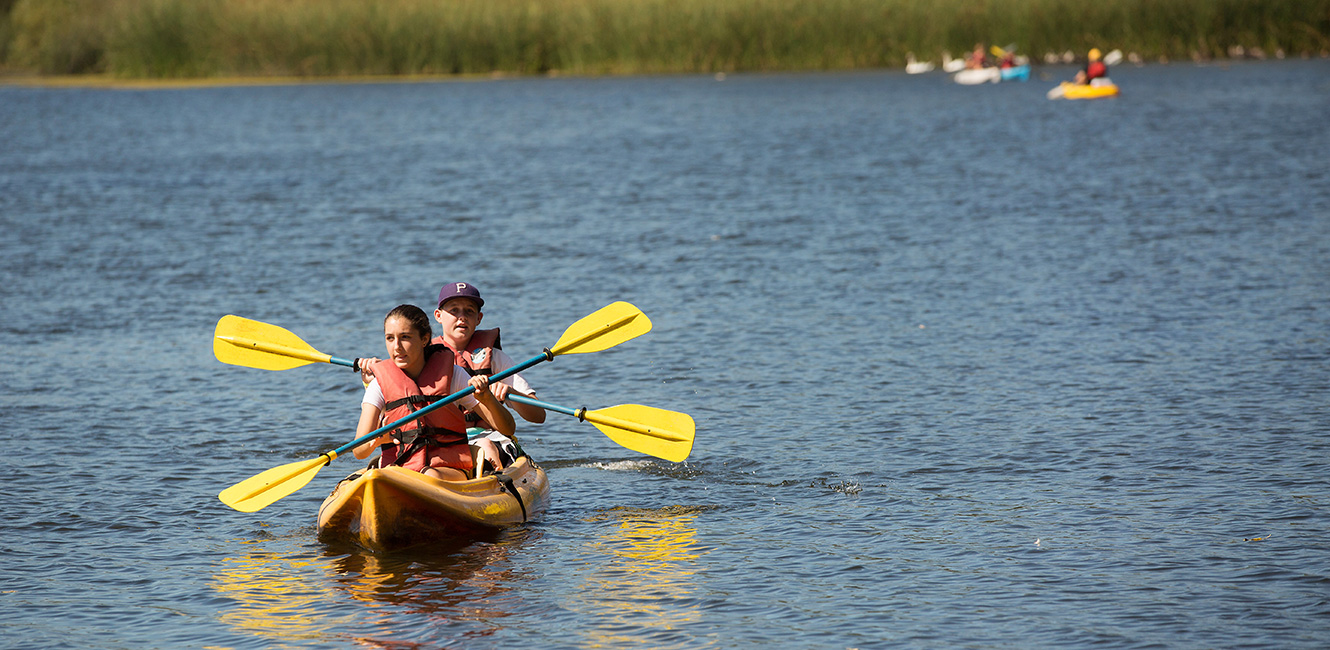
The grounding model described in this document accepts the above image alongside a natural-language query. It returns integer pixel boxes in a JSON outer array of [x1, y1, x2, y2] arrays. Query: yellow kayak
[[317, 456, 550, 550], [1048, 81, 1120, 100]]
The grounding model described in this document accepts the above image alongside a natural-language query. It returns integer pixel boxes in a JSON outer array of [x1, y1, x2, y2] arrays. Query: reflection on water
[[212, 541, 346, 646], [213, 529, 543, 648], [571, 505, 713, 648], [323, 528, 540, 647]]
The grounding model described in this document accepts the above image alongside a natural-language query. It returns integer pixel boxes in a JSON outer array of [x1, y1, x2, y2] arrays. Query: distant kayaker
[[352, 304, 515, 481], [965, 43, 988, 70], [1074, 48, 1108, 84]]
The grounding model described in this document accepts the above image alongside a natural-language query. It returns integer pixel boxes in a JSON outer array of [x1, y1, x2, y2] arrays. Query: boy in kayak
[[432, 282, 546, 473], [432, 282, 546, 425]]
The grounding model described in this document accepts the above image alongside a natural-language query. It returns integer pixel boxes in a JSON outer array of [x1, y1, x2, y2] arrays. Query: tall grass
[[2, 0, 1328, 77]]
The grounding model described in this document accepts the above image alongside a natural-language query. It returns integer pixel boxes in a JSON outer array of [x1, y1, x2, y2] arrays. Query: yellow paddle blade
[[586, 404, 695, 462], [219, 453, 336, 512], [214, 315, 332, 371], [549, 302, 652, 356]]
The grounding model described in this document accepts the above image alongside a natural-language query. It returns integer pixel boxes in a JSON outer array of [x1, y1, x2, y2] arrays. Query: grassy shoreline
[[2, 0, 1328, 79], [3, 56, 1327, 91], [0, 70, 520, 89]]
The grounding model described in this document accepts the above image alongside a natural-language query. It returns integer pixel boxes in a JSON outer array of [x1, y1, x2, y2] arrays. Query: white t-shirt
[[489, 348, 535, 396]]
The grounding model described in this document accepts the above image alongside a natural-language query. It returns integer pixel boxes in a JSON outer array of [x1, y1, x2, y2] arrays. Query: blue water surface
[[1, 60, 1328, 649]]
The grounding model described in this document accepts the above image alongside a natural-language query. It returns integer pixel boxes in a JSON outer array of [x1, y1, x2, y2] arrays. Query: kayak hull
[[1048, 81, 1120, 100], [317, 456, 550, 551], [999, 64, 1031, 81], [953, 68, 1000, 85], [953, 64, 1028, 85]]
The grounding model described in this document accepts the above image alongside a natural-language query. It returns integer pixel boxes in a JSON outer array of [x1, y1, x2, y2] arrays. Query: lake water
[[2, 60, 1328, 649]]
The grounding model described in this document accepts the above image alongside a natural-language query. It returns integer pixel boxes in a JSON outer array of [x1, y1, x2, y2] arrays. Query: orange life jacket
[[371, 344, 472, 471], [434, 328, 501, 375], [434, 329, 502, 426]]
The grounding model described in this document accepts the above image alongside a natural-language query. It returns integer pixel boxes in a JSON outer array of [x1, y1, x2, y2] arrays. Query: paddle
[[503, 394, 694, 463], [215, 313, 693, 461], [214, 315, 365, 371], [218, 302, 652, 513]]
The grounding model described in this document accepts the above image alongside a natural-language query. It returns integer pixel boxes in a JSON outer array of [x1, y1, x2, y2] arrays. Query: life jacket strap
[[383, 438, 426, 468], [392, 424, 467, 446], [380, 426, 469, 469], [383, 394, 441, 411]]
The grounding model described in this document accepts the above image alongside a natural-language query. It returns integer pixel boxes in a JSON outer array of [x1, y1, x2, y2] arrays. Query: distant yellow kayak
[[1048, 81, 1120, 100], [318, 456, 550, 551]]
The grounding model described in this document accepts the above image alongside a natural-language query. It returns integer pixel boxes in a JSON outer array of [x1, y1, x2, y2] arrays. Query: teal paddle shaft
[[504, 393, 583, 419]]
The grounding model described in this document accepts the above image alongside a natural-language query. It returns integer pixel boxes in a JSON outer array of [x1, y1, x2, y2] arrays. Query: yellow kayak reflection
[[214, 528, 540, 647], [322, 531, 538, 646], [213, 544, 344, 644], [570, 505, 713, 647]]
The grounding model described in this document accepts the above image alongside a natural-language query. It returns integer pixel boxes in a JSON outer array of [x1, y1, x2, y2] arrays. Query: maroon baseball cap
[[437, 282, 484, 309]]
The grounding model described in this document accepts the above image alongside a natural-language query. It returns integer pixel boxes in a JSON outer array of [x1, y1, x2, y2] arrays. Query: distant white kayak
[[941, 51, 965, 72], [953, 67, 1000, 85], [905, 53, 935, 74]]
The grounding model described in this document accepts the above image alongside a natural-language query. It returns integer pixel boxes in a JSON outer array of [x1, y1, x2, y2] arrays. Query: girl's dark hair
[[384, 304, 433, 341]]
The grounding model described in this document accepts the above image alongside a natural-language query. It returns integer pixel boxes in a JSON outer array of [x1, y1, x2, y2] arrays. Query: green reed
[[2, 0, 1328, 77]]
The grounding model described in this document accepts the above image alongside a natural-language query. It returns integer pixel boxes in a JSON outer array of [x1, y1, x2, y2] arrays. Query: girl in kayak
[[352, 304, 515, 480]]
